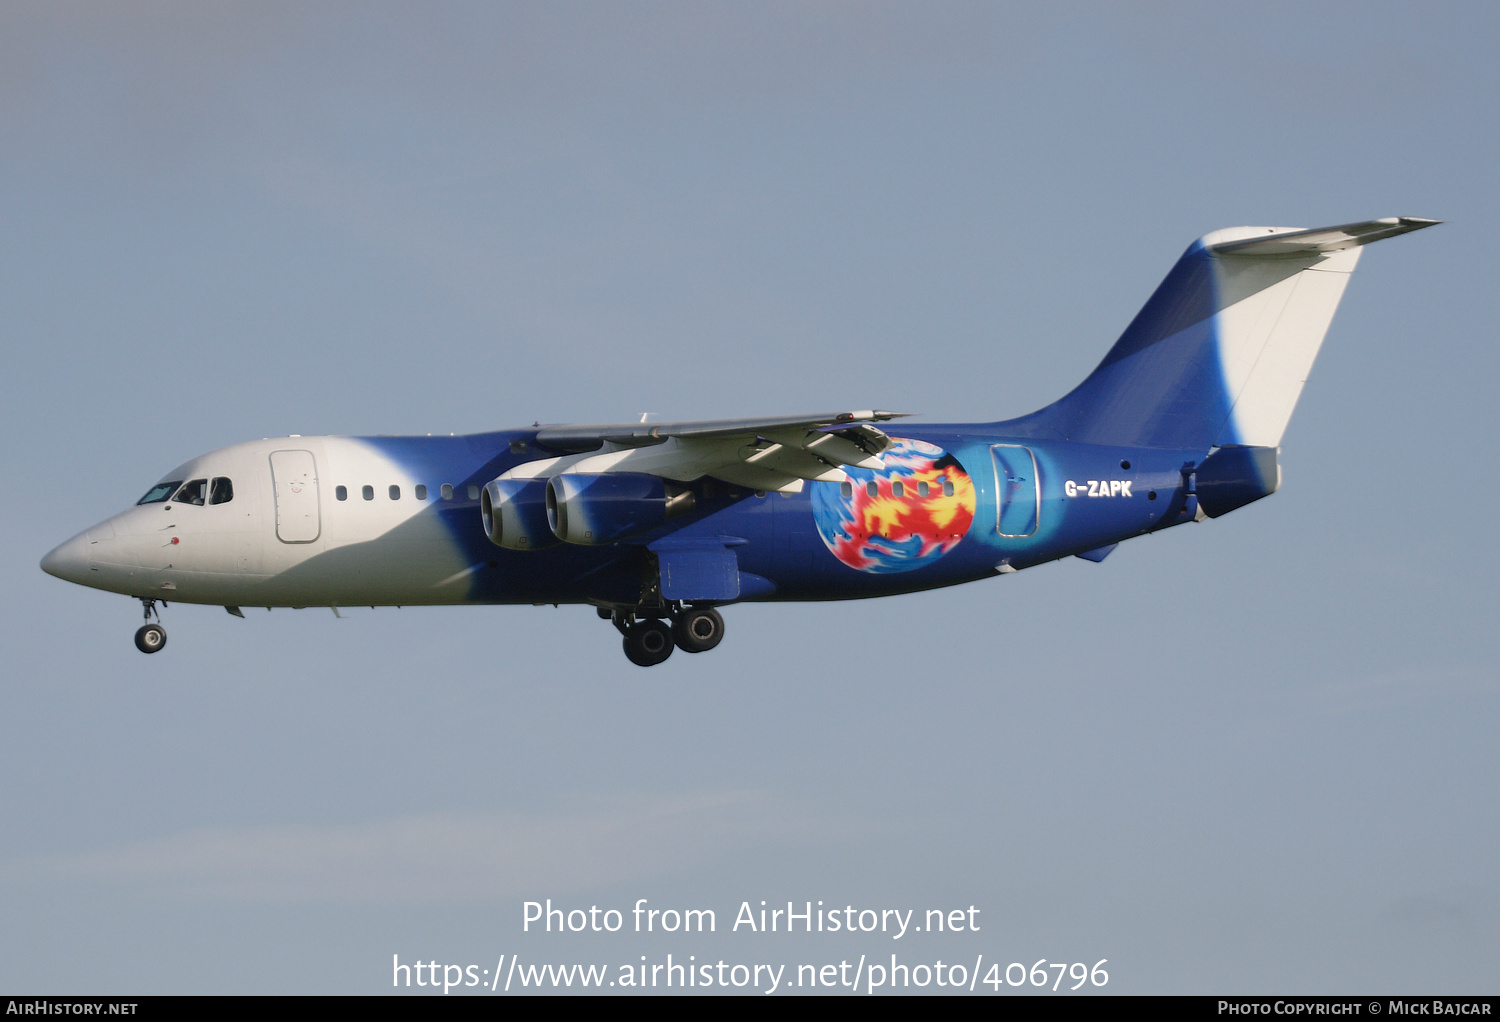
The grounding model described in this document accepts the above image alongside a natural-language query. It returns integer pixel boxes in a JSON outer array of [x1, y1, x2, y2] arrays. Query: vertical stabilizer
[[1002, 217, 1439, 449]]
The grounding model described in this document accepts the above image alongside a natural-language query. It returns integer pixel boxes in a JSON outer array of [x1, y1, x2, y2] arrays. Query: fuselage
[[41, 427, 1207, 610]]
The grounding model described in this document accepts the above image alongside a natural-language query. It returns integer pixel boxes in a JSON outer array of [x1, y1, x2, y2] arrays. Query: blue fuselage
[[40, 427, 1227, 611]]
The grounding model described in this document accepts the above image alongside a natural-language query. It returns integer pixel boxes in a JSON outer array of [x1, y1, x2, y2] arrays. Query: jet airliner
[[41, 218, 1437, 665]]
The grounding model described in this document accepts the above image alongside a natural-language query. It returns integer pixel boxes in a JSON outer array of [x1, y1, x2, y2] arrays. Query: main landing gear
[[134, 598, 167, 654], [673, 606, 724, 653], [604, 604, 726, 667]]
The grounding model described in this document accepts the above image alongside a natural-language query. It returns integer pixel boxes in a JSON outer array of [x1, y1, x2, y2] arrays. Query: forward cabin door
[[270, 449, 321, 543]]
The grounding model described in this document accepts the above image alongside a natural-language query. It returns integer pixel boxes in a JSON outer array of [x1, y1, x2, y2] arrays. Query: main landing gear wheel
[[622, 619, 674, 667], [672, 607, 724, 653], [134, 623, 167, 654]]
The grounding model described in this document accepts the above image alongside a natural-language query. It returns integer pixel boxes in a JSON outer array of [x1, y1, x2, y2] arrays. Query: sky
[[2, 1, 1497, 995]]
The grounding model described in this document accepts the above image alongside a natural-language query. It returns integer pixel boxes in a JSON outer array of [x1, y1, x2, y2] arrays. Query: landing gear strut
[[607, 604, 726, 666], [134, 598, 166, 654]]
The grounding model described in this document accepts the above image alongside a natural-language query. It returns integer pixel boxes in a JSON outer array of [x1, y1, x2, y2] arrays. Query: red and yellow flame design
[[843, 466, 974, 552], [815, 440, 978, 572]]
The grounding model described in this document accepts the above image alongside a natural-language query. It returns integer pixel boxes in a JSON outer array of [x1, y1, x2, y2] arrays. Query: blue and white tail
[[1003, 217, 1439, 450]]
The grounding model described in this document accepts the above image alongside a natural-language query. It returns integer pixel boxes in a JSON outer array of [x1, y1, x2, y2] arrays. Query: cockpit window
[[209, 477, 234, 505], [173, 479, 208, 506], [137, 481, 183, 505]]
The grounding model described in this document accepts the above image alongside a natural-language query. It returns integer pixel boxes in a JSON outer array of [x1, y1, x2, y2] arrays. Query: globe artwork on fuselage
[[811, 438, 976, 573]]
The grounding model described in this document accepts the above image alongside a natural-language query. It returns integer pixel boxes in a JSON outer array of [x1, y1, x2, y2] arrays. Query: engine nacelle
[[546, 473, 694, 545], [481, 478, 557, 550]]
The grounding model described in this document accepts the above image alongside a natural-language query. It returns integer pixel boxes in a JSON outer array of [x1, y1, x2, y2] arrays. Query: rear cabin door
[[270, 450, 321, 543], [991, 445, 1039, 538]]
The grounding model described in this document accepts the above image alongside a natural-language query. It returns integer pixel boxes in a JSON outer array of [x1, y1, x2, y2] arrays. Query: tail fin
[[1003, 217, 1439, 449]]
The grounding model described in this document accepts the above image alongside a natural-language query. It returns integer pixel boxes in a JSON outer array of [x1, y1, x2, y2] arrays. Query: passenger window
[[866, 481, 878, 498], [919, 481, 929, 497], [467, 485, 479, 500], [137, 481, 182, 505], [415, 485, 427, 501], [840, 481, 852, 498], [943, 479, 954, 497], [336, 485, 348, 501], [362, 485, 374, 501], [173, 479, 207, 506], [441, 484, 454, 501], [892, 481, 904, 497], [389, 485, 401, 500], [209, 477, 234, 505]]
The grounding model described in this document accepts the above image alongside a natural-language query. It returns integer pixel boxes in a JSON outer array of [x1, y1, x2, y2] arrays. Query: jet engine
[[481, 478, 557, 550], [545, 473, 695, 545]]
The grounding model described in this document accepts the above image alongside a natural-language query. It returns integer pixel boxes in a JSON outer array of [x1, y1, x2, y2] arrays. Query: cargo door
[[270, 450, 321, 543], [991, 445, 1039, 538]]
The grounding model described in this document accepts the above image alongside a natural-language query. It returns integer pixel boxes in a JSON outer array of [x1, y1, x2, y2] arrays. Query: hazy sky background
[[2, 2, 1496, 994]]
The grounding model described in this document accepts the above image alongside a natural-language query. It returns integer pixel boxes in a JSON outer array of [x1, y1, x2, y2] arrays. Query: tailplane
[[1002, 217, 1439, 449]]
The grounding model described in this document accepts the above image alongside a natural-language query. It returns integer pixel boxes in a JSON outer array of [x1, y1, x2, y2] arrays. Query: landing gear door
[[270, 449, 321, 543], [991, 445, 1039, 538]]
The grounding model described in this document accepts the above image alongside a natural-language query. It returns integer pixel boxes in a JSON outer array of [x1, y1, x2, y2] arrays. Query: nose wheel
[[134, 598, 167, 654], [134, 623, 167, 653]]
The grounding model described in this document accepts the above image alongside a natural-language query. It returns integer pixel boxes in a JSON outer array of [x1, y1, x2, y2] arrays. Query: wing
[[505, 410, 910, 492]]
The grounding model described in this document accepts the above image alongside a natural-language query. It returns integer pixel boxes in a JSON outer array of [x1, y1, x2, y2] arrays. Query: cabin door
[[270, 449, 321, 543], [991, 445, 1039, 538]]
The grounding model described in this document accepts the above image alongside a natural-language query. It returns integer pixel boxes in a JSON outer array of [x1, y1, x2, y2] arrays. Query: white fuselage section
[[45, 438, 478, 608]]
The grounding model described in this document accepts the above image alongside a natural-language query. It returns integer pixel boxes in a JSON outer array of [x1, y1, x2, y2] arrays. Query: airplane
[[41, 217, 1437, 666]]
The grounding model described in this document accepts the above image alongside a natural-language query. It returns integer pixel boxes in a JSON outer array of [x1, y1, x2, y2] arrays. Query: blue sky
[[2, 2, 1496, 993]]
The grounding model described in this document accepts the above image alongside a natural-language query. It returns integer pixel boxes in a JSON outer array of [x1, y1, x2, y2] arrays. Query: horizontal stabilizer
[[1209, 217, 1441, 256]]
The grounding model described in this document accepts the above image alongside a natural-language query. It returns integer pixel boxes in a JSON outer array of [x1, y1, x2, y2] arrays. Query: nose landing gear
[[134, 598, 167, 654], [134, 623, 167, 653]]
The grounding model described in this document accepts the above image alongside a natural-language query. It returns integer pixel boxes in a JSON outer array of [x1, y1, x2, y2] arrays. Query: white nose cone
[[40, 533, 90, 585]]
